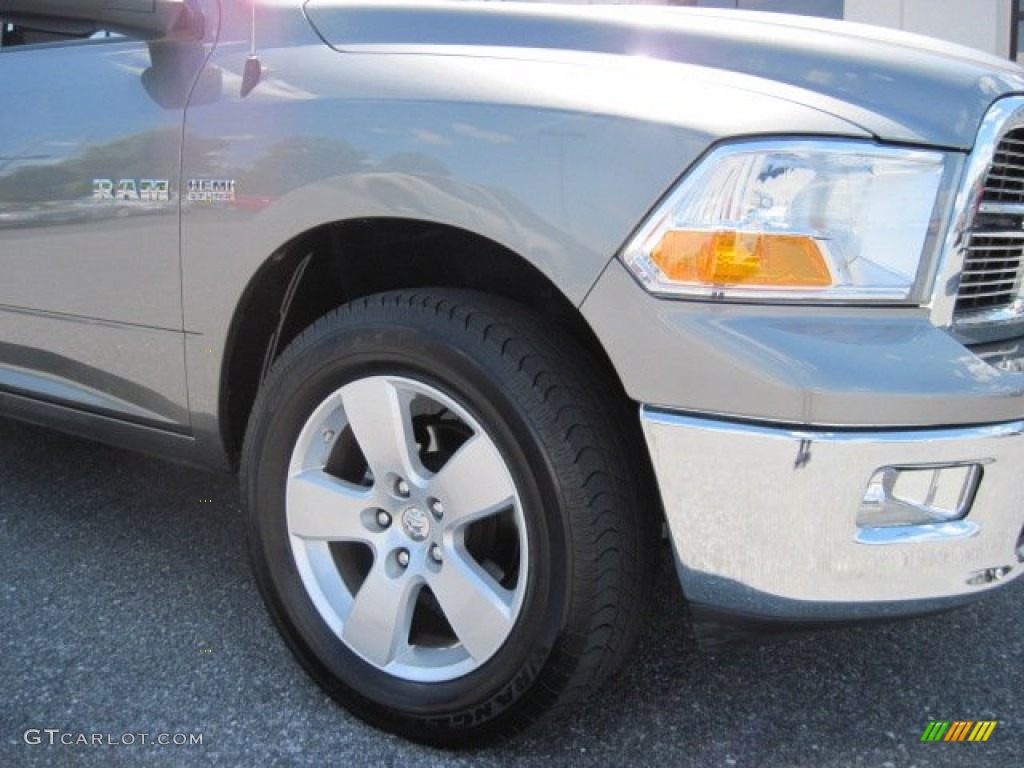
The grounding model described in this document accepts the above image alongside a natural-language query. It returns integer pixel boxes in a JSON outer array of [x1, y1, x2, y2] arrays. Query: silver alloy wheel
[[285, 375, 528, 683]]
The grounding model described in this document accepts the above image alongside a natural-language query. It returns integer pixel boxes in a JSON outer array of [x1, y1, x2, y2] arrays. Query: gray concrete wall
[[844, 0, 1013, 57]]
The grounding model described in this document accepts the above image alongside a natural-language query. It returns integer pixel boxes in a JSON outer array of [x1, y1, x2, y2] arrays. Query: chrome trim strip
[[954, 301, 1024, 328], [978, 201, 1024, 215], [854, 521, 979, 546], [641, 407, 1024, 444]]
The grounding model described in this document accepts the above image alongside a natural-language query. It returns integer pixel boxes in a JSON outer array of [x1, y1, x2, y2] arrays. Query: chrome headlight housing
[[622, 140, 953, 303]]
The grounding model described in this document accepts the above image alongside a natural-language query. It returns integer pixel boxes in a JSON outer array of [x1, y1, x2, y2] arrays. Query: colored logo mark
[[920, 720, 997, 742]]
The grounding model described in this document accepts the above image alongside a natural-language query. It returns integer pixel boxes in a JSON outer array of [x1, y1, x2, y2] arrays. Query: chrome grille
[[982, 134, 1024, 204], [956, 232, 1024, 313], [954, 129, 1024, 320]]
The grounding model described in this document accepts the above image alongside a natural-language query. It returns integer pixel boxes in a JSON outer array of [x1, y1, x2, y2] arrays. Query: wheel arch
[[219, 218, 635, 469]]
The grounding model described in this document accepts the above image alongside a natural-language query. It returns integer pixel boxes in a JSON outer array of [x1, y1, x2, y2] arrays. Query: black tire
[[241, 289, 656, 745]]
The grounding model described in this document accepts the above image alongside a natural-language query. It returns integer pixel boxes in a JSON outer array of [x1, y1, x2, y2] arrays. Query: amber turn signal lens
[[651, 230, 832, 287]]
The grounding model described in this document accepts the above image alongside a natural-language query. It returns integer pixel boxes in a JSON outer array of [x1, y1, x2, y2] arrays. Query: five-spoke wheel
[[286, 375, 528, 681], [243, 290, 653, 745]]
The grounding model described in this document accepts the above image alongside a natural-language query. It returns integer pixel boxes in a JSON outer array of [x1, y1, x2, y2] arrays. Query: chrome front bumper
[[642, 408, 1024, 621]]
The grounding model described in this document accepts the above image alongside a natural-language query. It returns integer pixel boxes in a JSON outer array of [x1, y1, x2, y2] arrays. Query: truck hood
[[303, 1, 1024, 150]]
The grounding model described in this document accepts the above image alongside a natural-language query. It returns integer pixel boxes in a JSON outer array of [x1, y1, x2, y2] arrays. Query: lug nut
[[376, 511, 392, 528], [396, 549, 410, 567], [429, 499, 444, 519], [430, 544, 443, 563], [322, 429, 335, 443], [396, 479, 411, 498]]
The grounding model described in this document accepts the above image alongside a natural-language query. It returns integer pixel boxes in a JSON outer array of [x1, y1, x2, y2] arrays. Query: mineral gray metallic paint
[[179, 1, 877, 466], [304, 1, 1024, 149], [2, 1, 1024, 623], [582, 262, 1024, 428], [0, 36, 189, 427]]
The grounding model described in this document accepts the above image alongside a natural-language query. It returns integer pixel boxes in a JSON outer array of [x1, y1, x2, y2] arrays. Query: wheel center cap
[[401, 506, 431, 541]]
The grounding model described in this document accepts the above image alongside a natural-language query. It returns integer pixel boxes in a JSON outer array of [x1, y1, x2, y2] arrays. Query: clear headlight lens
[[622, 140, 949, 302]]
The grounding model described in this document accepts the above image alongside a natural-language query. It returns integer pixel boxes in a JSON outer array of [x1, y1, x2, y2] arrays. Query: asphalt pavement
[[1, 415, 1021, 767]]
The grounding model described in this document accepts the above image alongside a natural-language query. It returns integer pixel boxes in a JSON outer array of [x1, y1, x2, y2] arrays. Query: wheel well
[[221, 218, 629, 465]]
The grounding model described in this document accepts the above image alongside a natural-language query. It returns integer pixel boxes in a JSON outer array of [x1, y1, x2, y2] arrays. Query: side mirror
[[0, 0, 202, 41], [142, 43, 222, 109]]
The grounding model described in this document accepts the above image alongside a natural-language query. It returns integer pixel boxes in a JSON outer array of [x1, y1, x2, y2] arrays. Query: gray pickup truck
[[2, 0, 1023, 746]]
